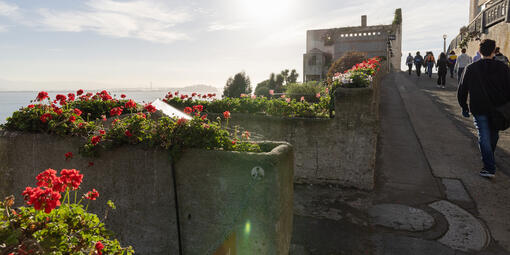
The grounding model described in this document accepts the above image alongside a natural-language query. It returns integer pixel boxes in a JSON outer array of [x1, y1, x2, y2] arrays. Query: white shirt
[[455, 53, 472, 71]]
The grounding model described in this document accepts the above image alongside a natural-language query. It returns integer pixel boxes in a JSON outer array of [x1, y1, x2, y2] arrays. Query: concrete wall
[[0, 131, 294, 254], [212, 68, 386, 190], [452, 22, 510, 59]]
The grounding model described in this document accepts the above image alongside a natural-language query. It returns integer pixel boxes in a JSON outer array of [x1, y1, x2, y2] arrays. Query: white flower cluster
[[332, 73, 353, 84]]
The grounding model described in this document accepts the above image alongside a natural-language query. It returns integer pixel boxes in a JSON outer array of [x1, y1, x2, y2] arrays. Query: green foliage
[[82, 112, 261, 158], [254, 69, 299, 97], [0, 196, 133, 254], [164, 95, 331, 118], [254, 80, 271, 97], [326, 52, 367, 84], [3, 105, 96, 137], [284, 82, 325, 103], [68, 99, 129, 121], [223, 72, 252, 98], [393, 8, 402, 25]]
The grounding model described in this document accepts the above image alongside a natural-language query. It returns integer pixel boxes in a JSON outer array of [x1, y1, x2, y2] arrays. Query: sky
[[0, 0, 470, 91]]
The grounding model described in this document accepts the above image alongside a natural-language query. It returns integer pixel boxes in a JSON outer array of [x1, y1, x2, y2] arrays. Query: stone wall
[[0, 132, 294, 254], [214, 68, 386, 190], [452, 22, 510, 58]]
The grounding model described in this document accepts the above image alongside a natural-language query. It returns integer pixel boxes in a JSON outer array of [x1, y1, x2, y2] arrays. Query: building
[[449, 0, 509, 58], [302, 14, 402, 82]]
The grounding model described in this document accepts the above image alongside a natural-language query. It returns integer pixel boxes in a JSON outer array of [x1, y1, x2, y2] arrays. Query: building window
[[309, 55, 317, 66]]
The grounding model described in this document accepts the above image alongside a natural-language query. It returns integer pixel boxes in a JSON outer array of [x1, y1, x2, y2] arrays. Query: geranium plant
[[0, 168, 134, 254]]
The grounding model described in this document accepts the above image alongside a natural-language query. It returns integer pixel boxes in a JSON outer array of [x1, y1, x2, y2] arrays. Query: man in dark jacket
[[458, 39, 510, 178], [414, 52, 424, 77]]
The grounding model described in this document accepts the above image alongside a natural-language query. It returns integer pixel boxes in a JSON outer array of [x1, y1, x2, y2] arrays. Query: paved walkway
[[291, 71, 510, 255]]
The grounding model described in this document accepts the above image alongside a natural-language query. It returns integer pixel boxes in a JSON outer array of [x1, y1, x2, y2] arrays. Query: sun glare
[[237, 0, 292, 22]]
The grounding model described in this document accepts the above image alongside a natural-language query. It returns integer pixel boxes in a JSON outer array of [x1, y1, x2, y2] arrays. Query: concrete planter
[[207, 75, 383, 190], [0, 131, 294, 255]]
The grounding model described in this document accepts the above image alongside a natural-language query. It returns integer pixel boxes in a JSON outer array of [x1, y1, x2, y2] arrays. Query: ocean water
[[0, 90, 203, 124]]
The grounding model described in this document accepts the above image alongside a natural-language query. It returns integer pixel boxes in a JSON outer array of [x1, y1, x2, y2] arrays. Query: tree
[[254, 79, 270, 97], [223, 72, 252, 98]]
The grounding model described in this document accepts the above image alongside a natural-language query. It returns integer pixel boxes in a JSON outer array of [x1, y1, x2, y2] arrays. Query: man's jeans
[[427, 62, 434, 77], [474, 115, 499, 173]]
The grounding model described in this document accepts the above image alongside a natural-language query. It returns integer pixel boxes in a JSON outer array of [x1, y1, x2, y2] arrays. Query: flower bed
[[1, 90, 261, 159], [164, 93, 332, 118], [331, 57, 381, 89], [163, 58, 381, 119]]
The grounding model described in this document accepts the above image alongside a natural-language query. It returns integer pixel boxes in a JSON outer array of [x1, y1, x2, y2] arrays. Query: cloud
[[0, 24, 7, 32], [207, 22, 245, 32], [0, 1, 18, 17], [37, 0, 192, 43]]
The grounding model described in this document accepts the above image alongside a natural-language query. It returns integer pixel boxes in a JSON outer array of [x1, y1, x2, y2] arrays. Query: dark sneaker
[[479, 170, 495, 178]]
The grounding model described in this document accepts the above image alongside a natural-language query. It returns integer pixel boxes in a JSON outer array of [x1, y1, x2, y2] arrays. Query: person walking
[[436, 53, 448, 88], [494, 47, 509, 65], [414, 51, 424, 77], [473, 51, 482, 62], [454, 48, 472, 81], [457, 39, 510, 178], [406, 53, 414, 75], [425, 52, 436, 78], [448, 51, 457, 78]]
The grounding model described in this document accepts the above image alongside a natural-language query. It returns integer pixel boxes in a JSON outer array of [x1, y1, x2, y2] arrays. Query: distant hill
[[0, 78, 219, 94]]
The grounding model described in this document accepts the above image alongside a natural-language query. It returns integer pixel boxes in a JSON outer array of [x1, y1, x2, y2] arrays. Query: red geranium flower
[[183, 107, 193, 114], [65, 152, 73, 160], [53, 108, 63, 116], [68, 115, 76, 123], [73, 108, 82, 116], [124, 99, 137, 109], [84, 189, 99, 200], [91, 135, 102, 145], [201, 114, 207, 120], [193, 105, 203, 112], [35, 168, 59, 189], [99, 130, 105, 135], [121, 94, 126, 98], [77, 89, 84, 96], [125, 130, 133, 137], [95, 241, 104, 255], [223, 111, 231, 119], [109, 107, 123, 116], [137, 112, 146, 119], [23, 186, 61, 214], [28, 104, 35, 108], [144, 103, 157, 113], [37, 91, 49, 101], [55, 94, 66, 101], [60, 169, 83, 190], [40, 113, 52, 123], [176, 118, 188, 125], [67, 93, 75, 101]]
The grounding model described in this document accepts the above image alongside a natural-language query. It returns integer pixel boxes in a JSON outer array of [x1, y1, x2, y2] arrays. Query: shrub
[[0, 169, 134, 254], [326, 52, 367, 84], [285, 81, 325, 103]]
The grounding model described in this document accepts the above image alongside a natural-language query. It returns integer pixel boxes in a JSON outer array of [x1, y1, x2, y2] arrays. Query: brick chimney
[[361, 15, 367, 27]]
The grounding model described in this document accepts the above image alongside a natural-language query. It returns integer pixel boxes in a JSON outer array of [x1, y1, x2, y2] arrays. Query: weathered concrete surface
[[175, 143, 294, 255], [0, 132, 295, 255], [208, 70, 385, 190], [396, 72, 510, 251], [441, 178, 473, 203], [429, 200, 489, 252], [368, 204, 435, 232], [0, 131, 179, 255]]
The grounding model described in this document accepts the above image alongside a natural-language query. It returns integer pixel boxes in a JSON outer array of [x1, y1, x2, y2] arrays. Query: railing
[[448, 0, 509, 51]]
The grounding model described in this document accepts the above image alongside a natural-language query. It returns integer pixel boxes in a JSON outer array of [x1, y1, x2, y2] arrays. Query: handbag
[[477, 67, 510, 130]]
